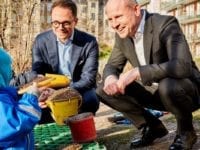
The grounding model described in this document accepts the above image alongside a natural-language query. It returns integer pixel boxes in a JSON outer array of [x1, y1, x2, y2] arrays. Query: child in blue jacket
[[0, 48, 41, 150]]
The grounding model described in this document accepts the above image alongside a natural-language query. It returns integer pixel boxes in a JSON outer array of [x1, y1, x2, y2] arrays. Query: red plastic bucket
[[66, 112, 97, 143]]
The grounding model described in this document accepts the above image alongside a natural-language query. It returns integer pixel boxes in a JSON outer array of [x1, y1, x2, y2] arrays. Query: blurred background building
[[38, 0, 200, 57], [160, 0, 200, 57]]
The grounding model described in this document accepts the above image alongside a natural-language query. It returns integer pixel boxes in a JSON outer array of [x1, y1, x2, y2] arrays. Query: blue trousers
[[78, 88, 99, 114]]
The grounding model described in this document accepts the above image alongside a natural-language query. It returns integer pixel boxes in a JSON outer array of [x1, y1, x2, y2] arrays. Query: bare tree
[[0, 0, 41, 73], [0, 0, 12, 49]]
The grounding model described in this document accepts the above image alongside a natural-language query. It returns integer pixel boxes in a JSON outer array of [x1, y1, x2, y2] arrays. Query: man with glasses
[[32, 0, 99, 123]]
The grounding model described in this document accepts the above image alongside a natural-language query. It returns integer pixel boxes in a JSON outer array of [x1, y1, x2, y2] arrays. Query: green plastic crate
[[34, 123, 106, 150]]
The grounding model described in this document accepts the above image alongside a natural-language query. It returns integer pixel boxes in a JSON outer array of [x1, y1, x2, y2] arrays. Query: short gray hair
[[128, 0, 138, 5]]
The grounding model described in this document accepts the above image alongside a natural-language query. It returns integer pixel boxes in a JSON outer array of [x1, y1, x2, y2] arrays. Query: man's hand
[[117, 67, 140, 94], [103, 75, 120, 95]]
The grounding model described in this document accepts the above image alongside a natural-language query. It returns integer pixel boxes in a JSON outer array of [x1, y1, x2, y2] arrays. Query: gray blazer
[[32, 29, 99, 91], [103, 11, 200, 87]]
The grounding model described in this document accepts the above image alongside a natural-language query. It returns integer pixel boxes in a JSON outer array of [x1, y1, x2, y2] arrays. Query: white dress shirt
[[133, 10, 146, 66]]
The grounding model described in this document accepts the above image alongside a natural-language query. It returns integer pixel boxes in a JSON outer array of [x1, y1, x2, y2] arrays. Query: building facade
[[161, 0, 200, 57], [75, 0, 111, 44], [140, 0, 200, 57]]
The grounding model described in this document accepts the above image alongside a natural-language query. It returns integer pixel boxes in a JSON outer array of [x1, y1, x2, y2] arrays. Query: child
[[0, 48, 41, 150]]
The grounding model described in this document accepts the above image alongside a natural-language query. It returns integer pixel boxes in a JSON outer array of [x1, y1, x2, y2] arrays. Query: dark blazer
[[103, 10, 200, 87], [32, 29, 99, 91]]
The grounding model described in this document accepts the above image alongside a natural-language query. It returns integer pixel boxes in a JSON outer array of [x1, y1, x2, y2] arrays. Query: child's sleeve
[[0, 93, 41, 147]]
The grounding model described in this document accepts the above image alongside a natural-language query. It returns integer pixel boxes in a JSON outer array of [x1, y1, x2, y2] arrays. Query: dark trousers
[[39, 88, 99, 124], [96, 78, 199, 133]]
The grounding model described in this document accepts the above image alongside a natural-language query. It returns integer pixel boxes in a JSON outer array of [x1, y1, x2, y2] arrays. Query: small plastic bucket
[[66, 112, 97, 143], [46, 98, 79, 125]]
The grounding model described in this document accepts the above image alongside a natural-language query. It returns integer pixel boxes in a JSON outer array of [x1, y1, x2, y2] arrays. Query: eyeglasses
[[51, 20, 73, 28]]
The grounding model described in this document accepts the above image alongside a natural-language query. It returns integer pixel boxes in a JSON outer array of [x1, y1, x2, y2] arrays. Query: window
[[91, 2, 96, 8], [196, 44, 200, 56], [197, 1, 200, 15], [91, 13, 95, 20]]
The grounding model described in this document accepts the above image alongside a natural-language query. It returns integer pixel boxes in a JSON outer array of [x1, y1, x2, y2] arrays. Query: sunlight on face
[[51, 6, 77, 42], [106, 0, 141, 38]]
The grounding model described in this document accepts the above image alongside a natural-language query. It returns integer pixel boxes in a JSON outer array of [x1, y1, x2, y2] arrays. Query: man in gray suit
[[96, 0, 200, 149], [32, 0, 99, 123]]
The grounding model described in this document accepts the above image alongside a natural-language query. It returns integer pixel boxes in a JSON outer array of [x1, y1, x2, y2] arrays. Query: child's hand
[[26, 82, 39, 97], [38, 88, 55, 108], [39, 88, 55, 102]]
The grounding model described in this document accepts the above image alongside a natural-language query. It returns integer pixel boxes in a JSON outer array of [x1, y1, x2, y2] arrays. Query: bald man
[[96, 0, 200, 149]]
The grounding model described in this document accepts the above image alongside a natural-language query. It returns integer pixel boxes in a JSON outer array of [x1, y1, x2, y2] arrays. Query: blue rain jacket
[[0, 87, 41, 150]]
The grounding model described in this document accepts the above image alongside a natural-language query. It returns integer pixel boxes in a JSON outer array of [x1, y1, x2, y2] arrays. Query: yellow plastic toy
[[44, 73, 70, 88], [46, 87, 82, 125], [18, 74, 70, 94]]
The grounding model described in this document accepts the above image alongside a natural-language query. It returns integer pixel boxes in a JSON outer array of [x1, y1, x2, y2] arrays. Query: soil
[[48, 87, 81, 101], [94, 103, 200, 150]]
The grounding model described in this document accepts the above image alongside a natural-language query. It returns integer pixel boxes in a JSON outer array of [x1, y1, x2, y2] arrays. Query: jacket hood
[[0, 48, 12, 87]]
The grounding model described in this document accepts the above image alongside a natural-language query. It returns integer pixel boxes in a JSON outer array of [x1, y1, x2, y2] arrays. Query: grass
[[193, 109, 200, 120]]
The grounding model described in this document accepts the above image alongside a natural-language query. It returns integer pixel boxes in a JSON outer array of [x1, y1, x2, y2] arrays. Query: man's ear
[[134, 4, 141, 17], [74, 18, 78, 25]]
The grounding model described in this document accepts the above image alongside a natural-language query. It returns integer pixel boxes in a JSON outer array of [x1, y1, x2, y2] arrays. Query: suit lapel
[[46, 31, 59, 72], [70, 29, 81, 76], [70, 45, 81, 76], [143, 11, 153, 64], [123, 38, 140, 66]]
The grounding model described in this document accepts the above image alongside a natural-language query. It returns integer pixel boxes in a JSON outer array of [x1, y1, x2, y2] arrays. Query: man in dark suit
[[96, 0, 200, 149], [32, 0, 99, 123]]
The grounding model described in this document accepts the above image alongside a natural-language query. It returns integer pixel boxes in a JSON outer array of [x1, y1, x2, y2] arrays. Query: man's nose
[[57, 24, 65, 29], [111, 19, 119, 29]]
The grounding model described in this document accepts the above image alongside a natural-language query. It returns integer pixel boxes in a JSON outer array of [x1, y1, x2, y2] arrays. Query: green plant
[[194, 57, 200, 69], [99, 43, 112, 59]]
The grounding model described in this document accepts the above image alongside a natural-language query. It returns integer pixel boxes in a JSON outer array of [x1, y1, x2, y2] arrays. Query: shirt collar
[[136, 10, 146, 34], [57, 29, 74, 45]]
